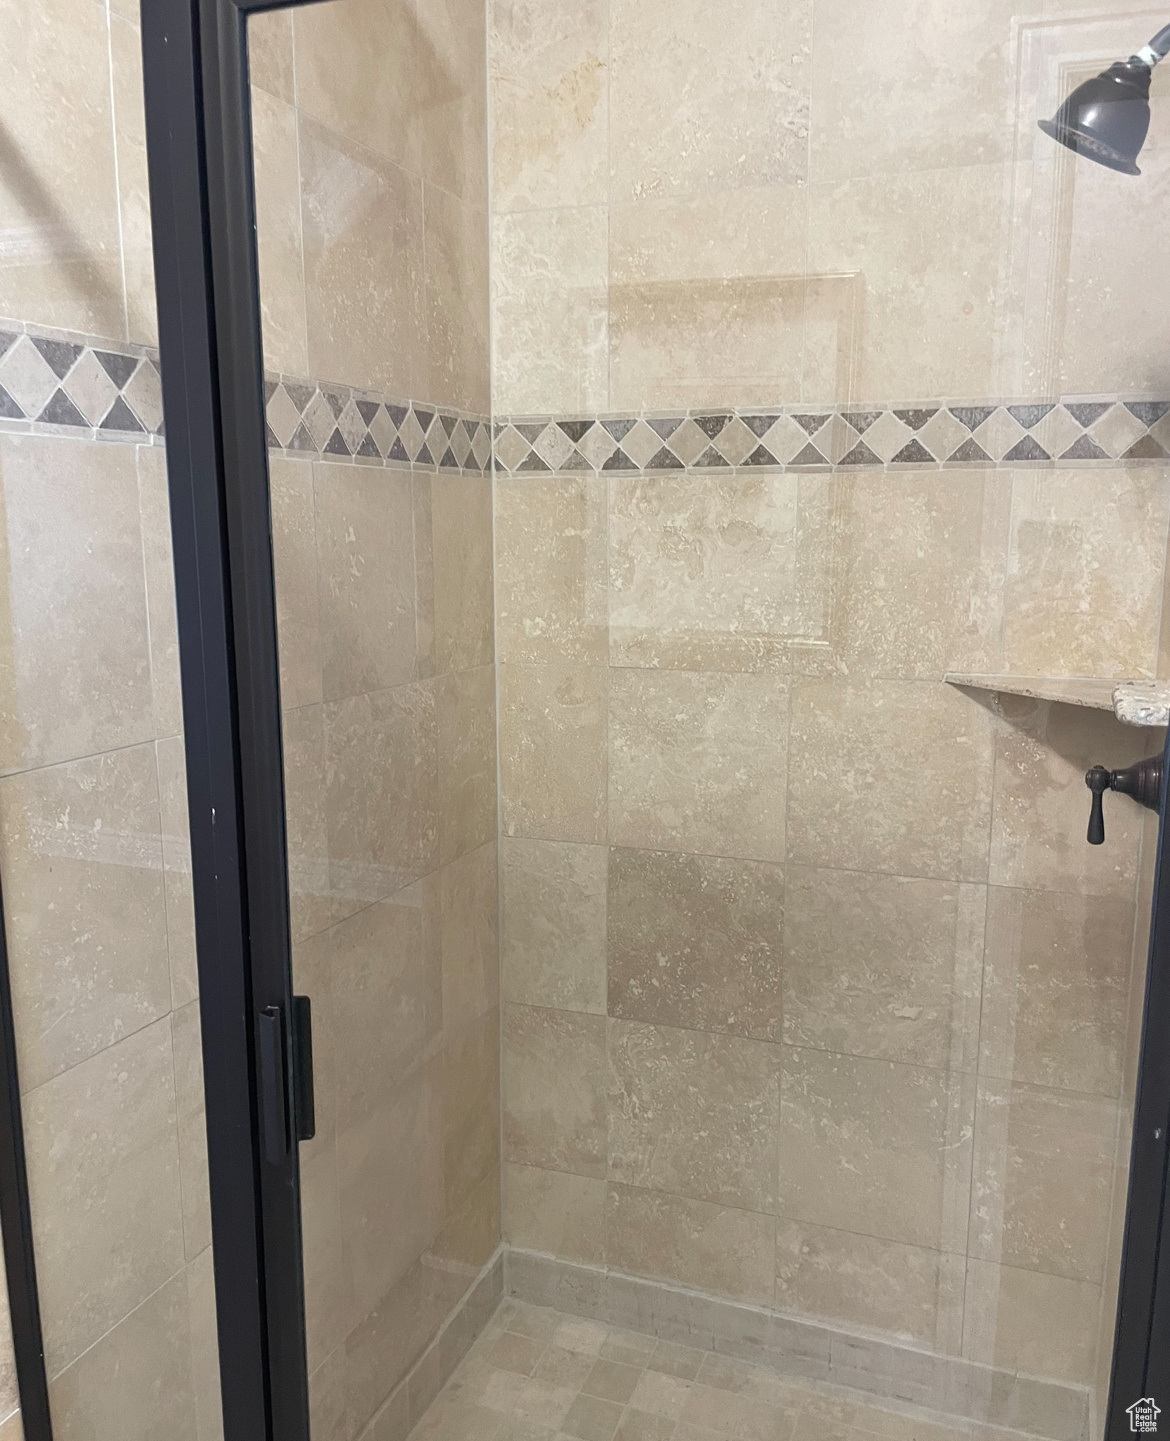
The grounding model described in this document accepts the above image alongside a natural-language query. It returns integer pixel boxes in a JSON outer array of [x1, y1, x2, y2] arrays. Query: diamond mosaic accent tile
[[864, 410, 914, 462], [122, 361, 163, 434], [578, 423, 619, 469], [533, 422, 576, 470], [0, 336, 59, 417], [1092, 404, 1148, 458], [61, 349, 118, 425], [39, 389, 87, 428], [971, 409, 1025, 460]]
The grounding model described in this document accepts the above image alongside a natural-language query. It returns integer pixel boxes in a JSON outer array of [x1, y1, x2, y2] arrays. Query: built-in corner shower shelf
[[944, 673, 1170, 727]]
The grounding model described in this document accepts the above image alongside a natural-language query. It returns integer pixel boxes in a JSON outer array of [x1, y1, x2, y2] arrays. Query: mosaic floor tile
[[407, 1303, 1053, 1441]]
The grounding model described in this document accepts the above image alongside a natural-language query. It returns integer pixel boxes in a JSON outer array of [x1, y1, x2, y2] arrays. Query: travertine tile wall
[[490, 0, 1170, 1423], [488, 0, 1170, 414], [0, 3, 495, 1441]]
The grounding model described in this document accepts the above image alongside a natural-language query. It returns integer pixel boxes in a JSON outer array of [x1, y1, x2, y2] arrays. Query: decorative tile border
[[264, 377, 491, 475], [494, 400, 1170, 475], [0, 324, 163, 442], [0, 320, 491, 476]]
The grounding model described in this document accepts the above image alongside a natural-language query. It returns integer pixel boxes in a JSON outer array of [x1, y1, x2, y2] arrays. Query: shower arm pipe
[[1135, 22, 1170, 67]]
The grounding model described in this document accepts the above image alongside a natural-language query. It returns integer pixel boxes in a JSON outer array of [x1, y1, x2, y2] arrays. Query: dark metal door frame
[[138, 2, 330, 1438], [1107, 725, 1170, 1432]]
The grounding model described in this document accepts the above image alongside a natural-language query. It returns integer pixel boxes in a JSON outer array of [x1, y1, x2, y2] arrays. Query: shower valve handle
[[1085, 755, 1164, 845]]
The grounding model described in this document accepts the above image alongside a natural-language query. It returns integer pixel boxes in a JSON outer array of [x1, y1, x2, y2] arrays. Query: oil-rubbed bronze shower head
[[1039, 22, 1170, 174]]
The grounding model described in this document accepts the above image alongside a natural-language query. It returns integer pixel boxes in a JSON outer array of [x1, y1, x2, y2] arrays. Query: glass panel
[[247, 5, 498, 1436], [0, 9, 222, 1438]]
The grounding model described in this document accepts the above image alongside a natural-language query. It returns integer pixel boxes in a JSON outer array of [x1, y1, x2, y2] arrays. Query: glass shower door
[[248, 4, 498, 1437]]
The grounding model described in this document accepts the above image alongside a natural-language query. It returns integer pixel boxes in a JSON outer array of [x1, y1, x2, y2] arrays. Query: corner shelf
[[944, 673, 1170, 727]]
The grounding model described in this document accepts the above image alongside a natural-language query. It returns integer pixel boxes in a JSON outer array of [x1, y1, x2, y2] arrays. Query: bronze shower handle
[[1086, 755, 1164, 844]]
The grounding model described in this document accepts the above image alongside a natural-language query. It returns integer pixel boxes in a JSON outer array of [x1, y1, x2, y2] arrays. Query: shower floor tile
[[408, 1301, 1048, 1441]]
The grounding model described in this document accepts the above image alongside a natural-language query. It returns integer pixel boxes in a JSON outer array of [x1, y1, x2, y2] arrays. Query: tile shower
[[0, 1, 1166, 1440]]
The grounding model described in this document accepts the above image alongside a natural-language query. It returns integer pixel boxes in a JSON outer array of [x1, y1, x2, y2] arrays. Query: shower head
[[1038, 22, 1170, 174]]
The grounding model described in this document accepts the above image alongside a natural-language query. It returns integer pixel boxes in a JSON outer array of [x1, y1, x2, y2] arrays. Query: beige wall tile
[[809, 0, 1025, 183], [283, 703, 352, 943], [608, 188, 809, 412], [608, 474, 800, 672], [441, 842, 499, 1035], [503, 1003, 606, 1178], [338, 1062, 443, 1321], [416, 0, 489, 207], [608, 848, 784, 1042], [1045, 144, 1170, 396], [0, 0, 124, 336], [156, 736, 198, 1008], [248, 8, 295, 102], [787, 680, 995, 882], [496, 474, 608, 666], [610, 280, 804, 414], [609, 0, 810, 202], [504, 1163, 606, 1265], [0, 744, 169, 1089], [988, 697, 1150, 899], [609, 670, 789, 863], [25, 1017, 184, 1375], [324, 683, 438, 906], [971, 1079, 1117, 1284], [783, 868, 984, 1072], [109, 14, 158, 345], [314, 463, 417, 702], [490, 0, 608, 211], [433, 1164, 500, 1271], [172, 1000, 212, 1262], [775, 1220, 965, 1353], [186, 1247, 223, 1441], [806, 165, 1007, 402], [136, 446, 184, 740], [980, 886, 1131, 1097], [254, 87, 310, 379], [813, 470, 1010, 680], [48, 1271, 196, 1440], [293, 0, 424, 174], [431, 473, 494, 673], [0, 436, 154, 774], [606, 1184, 775, 1308], [962, 1257, 1099, 1388], [777, 1047, 974, 1253], [437, 666, 497, 863], [424, 187, 489, 411], [301, 1133, 352, 1373], [501, 837, 607, 1015], [1003, 468, 1169, 678], [442, 1007, 500, 1216], [498, 663, 607, 844], [270, 458, 322, 711], [300, 117, 425, 397], [330, 883, 442, 1133], [608, 1019, 780, 1213], [492, 207, 608, 415]]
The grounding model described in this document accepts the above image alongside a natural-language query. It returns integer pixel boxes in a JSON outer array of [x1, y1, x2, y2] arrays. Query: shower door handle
[[258, 998, 316, 1165]]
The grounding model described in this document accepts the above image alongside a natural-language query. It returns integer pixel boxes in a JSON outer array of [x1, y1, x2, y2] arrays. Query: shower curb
[[504, 1247, 1090, 1441]]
